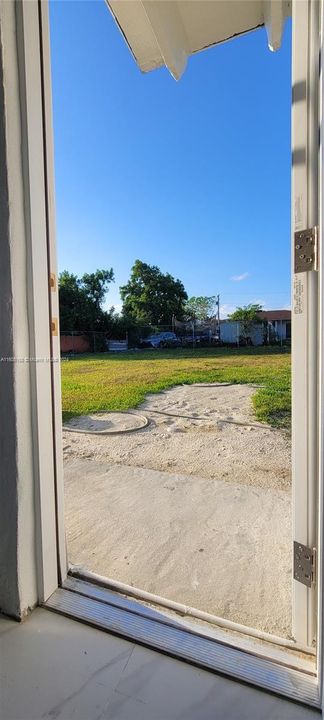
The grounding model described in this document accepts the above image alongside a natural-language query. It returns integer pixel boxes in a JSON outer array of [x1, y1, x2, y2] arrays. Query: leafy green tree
[[228, 303, 263, 338], [81, 269, 114, 311], [120, 260, 187, 325], [59, 268, 115, 331], [184, 296, 217, 322]]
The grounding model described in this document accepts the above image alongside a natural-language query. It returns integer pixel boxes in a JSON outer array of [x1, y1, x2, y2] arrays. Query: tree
[[228, 303, 263, 339], [120, 260, 187, 325], [81, 269, 114, 311], [59, 268, 115, 331], [184, 296, 217, 322]]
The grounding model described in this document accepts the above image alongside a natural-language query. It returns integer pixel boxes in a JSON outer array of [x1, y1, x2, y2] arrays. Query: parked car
[[139, 332, 181, 349], [195, 331, 212, 345], [196, 332, 220, 346], [181, 332, 220, 347]]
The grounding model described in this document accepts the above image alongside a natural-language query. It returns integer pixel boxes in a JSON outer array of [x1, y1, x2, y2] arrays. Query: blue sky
[[49, 1, 291, 318]]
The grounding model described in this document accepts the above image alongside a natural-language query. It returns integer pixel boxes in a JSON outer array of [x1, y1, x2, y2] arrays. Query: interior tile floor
[[0, 608, 320, 719]]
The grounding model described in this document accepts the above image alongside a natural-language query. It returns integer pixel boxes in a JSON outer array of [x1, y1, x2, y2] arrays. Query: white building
[[258, 310, 291, 341], [220, 310, 291, 345]]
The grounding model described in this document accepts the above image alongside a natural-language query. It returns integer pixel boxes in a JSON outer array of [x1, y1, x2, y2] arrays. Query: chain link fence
[[60, 316, 290, 355], [60, 331, 110, 355], [60, 320, 220, 355]]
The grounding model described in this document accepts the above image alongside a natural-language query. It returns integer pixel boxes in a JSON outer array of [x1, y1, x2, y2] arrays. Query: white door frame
[[292, 0, 320, 648], [317, 0, 324, 706], [15, 0, 63, 602], [37, 0, 67, 583]]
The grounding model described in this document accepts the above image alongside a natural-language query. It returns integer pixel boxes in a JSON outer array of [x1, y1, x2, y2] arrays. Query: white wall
[[0, 0, 38, 618], [0, 0, 59, 618], [273, 320, 289, 340], [220, 322, 264, 345]]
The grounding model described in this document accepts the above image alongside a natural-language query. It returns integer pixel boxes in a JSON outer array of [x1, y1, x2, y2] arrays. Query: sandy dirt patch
[[63, 383, 292, 637], [63, 383, 291, 490]]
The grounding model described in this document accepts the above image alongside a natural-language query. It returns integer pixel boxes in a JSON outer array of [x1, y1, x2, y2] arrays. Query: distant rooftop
[[258, 310, 291, 322], [220, 309, 291, 322]]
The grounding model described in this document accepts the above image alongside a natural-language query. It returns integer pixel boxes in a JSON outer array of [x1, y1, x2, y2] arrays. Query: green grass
[[61, 347, 291, 429]]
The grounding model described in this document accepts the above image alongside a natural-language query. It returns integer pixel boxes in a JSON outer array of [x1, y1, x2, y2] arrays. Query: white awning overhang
[[107, 0, 291, 80]]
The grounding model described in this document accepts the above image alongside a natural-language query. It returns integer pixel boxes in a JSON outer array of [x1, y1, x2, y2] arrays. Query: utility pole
[[217, 294, 220, 339]]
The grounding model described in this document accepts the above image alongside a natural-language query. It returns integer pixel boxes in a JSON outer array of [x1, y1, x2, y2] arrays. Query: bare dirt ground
[[63, 384, 291, 490], [63, 383, 292, 637]]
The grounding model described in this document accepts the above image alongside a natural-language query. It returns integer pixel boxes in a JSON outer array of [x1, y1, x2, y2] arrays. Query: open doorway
[[48, 0, 316, 661]]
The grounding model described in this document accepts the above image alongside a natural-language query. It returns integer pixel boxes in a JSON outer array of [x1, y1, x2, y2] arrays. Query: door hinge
[[51, 317, 58, 336], [293, 541, 316, 587], [294, 226, 318, 273], [50, 272, 56, 290]]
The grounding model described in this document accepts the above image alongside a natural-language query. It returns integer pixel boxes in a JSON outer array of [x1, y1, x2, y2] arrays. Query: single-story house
[[258, 310, 291, 341], [220, 310, 291, 345]]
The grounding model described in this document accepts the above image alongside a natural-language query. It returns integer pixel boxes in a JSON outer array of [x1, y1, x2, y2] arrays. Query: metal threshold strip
[[45, 577, 320, 707], [68, 566, 316, 657]]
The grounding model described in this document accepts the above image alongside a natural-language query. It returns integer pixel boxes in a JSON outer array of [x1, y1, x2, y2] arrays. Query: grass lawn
[[61, 347, 291, 429]]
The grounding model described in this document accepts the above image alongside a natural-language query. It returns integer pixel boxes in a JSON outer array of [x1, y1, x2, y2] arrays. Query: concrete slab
[[64, 460, 291, 638]]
